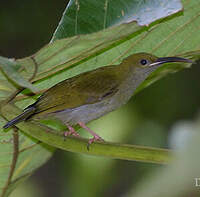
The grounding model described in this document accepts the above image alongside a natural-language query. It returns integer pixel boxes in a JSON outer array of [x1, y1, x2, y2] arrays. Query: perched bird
[[3, 53, 192, 146]]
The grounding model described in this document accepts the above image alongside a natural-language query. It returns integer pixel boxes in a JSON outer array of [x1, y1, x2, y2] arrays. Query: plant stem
[[1, 103, 171, 164]]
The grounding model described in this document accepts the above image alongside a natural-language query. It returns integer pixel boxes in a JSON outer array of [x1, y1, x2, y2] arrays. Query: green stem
[[1, 103, 171, 164]]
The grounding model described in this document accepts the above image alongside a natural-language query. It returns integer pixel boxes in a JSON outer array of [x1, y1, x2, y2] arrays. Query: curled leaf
[[0, 56, 38, 93]]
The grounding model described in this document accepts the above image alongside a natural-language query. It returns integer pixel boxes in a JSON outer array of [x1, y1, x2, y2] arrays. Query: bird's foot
[[78, 121, 104, 150], [87, 135, 104, 151], [64, 125, 80, 140]]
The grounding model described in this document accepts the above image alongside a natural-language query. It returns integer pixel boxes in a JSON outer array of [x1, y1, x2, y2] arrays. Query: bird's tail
[[3, 106, 36, 129]]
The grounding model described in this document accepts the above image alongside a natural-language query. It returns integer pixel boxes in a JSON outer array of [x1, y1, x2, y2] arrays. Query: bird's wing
[[34, 65, 120, 115]]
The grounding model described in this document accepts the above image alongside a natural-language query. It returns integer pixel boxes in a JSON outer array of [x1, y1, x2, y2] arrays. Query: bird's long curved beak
[[150, 56, 193, 66]]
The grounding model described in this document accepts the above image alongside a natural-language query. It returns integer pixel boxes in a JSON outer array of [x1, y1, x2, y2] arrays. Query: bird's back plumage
[[34, 65, 121, 116]]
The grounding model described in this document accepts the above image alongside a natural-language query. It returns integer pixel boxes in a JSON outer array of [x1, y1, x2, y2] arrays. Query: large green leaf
[[15, 0, 199, 101]]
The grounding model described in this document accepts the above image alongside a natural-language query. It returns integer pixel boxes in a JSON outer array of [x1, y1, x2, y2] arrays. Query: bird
[[3, 53, 192, 146]]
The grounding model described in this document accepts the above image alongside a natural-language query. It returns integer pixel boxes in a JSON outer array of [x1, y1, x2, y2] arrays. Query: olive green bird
[[3, 53, 192, 145]]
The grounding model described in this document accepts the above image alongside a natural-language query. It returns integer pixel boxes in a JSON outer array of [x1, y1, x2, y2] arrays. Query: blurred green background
[[1, 0, 200, 197]]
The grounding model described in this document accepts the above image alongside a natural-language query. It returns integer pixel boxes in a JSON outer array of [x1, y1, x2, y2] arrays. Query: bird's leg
[[64, 124, 80, 138], [78, 121, 104, 149]]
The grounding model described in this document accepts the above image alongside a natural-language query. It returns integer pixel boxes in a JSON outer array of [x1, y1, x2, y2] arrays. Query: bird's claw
[[63, 130, 80, 140], [63, 124, 80, 140], [87, 136, 104, 151]]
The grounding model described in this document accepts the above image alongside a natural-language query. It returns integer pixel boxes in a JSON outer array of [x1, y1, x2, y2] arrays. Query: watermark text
[[194, 178, 200, 187]]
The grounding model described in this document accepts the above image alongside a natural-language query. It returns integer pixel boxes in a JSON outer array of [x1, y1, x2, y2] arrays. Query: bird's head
[[122, 52, 192, 76]]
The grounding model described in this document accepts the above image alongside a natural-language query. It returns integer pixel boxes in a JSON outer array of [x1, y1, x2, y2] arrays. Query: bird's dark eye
[[140, 59, 148, 65]]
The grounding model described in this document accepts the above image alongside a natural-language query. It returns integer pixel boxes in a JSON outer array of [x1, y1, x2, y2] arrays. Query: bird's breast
[[47, 91, 128, 126]]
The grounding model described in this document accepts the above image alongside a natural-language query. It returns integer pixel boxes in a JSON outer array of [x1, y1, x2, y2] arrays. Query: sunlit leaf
[[52, 0, 182, 39]]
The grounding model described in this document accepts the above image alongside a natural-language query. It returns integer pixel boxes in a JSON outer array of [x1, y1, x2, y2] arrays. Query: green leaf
[[17, 21, 143, 83], [52, 0, 183, 39], [0, 56, 38, 94]]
